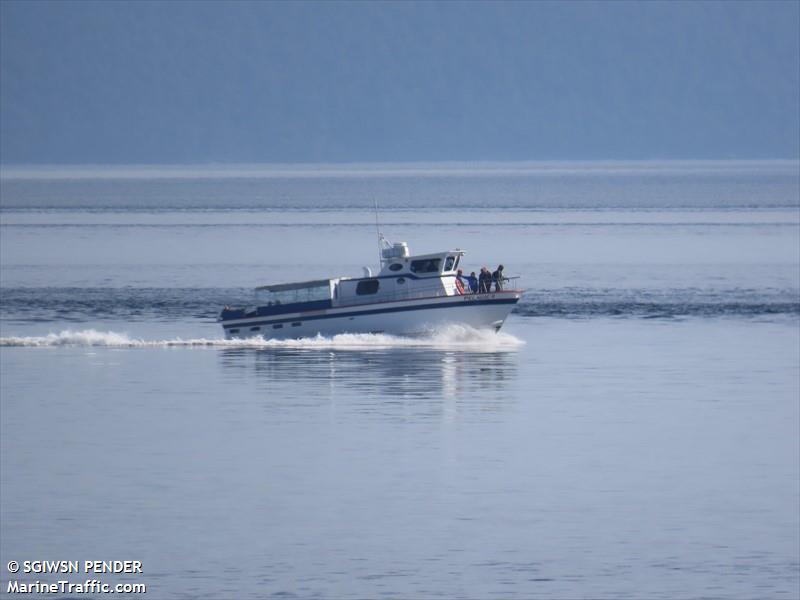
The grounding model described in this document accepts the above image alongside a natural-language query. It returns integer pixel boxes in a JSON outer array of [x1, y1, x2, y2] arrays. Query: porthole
[[273, 324, 283, 329], [388, 263, 403, 271], [291, 322, 302, 327], [397, 277, 406, 284], [250, 326, 260, 332]]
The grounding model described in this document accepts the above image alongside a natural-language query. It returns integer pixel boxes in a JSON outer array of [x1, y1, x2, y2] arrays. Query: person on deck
[[455, 269, 467, 294], [479, 267, 492, 293], [465, 271, 479, 294], [492, 265, 505, 291]]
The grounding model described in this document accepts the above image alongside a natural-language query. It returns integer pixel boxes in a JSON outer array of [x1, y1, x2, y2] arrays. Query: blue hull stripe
[[222, 296, 519, 329]]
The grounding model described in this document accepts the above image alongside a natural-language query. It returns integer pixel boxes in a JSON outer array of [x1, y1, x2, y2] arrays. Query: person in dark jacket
[[492, 264, 505, 291], [479, 267, 492, 293], [465, 271, 479, 294]]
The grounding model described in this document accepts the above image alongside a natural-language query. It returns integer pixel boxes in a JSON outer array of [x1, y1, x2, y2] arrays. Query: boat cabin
[[335, 245, 465, 305]]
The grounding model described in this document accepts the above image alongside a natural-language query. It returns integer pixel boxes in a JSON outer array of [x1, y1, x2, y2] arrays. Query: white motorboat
[[219, 239, 522, 339]]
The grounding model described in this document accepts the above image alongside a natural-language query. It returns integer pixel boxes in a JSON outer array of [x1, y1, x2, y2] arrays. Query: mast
[[374, 198, 382, 266]]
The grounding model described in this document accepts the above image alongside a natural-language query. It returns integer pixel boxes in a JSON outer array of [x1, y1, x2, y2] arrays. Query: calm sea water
[[1, 162, 799, 599]]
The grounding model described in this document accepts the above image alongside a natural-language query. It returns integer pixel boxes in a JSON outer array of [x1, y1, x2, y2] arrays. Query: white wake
[[0, 325, 524, 352]]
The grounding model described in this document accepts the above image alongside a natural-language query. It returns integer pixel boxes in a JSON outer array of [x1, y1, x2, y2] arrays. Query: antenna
[[374, 198, 382, 265]]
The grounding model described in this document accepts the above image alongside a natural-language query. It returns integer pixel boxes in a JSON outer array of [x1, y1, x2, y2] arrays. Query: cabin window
[[229, 328, 240, 334], [454, 255, 461, 271], [388, 263, 403, 271], [255, 282, 330, 306], [356, 279, 380, 295], [250, 326, 260, 332], [410, 258, 441, 273], [444, 256, 455, 271], [291, 322, 302, 327], [273, 324, 283, 329]]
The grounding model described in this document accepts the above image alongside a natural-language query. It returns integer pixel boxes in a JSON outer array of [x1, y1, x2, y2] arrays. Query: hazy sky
[[1, 1, 798, 164]]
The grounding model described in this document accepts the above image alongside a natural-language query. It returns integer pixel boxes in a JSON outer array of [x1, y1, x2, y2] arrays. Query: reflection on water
[[219, 347, 520, 419]]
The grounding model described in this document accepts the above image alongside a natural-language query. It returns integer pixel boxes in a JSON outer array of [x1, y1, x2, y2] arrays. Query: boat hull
[[221, 292, 521, 339]]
